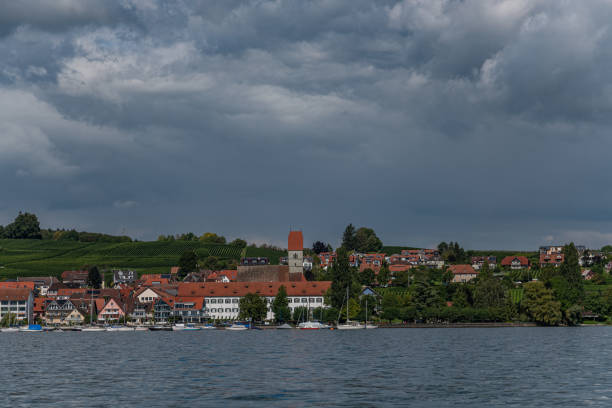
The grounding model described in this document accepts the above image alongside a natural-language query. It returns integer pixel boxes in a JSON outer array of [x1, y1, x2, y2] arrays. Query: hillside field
[[0, 239, 247, 280]]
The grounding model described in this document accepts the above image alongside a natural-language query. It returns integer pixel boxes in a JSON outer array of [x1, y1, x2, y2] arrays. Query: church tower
[[288, 230, 304, 278]]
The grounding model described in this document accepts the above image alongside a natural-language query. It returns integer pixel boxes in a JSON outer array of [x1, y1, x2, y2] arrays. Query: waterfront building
[[0, 288, 33, 322], [176, 281, 331, 321]]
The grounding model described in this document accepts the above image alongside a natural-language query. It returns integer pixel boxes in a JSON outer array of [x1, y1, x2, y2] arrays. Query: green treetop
[[238, 293, 268, 322], [271, 285, 291, 323]]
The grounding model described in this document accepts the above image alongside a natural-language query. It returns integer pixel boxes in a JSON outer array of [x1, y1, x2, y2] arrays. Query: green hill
[[0, 239, 244, 280]]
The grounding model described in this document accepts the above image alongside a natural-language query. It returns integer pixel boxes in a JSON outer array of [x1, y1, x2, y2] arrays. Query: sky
[[1, 0, 612, 250]]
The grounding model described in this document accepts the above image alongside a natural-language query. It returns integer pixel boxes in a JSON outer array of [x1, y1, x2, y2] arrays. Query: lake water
[[1, 327, 612, 407]]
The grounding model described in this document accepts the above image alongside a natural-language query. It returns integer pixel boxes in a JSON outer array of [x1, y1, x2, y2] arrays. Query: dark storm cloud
[[0, 0, 138, 36], [2, 0, 612, 249]]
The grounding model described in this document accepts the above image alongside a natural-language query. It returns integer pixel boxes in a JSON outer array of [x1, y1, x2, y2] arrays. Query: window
[[232, 308, 238, 312], [309, 298, 315, 303], [316, 298, 322, 303], [301, 298, 307, 303], [232, 299, 238, 303], [225, 299, 231, 304], [225, 308, 231, 313], [210, 299, 217, 304], [288, 298, 292, 303]]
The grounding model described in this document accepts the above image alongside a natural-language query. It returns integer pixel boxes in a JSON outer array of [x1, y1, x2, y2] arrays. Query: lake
[[1, 327, 611, 407]]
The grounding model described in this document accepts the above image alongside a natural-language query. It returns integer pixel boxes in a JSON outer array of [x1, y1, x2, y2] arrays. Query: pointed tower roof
[[288, 231, 303, 251]]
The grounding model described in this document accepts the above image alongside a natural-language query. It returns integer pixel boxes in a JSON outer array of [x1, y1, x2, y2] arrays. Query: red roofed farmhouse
[[501, 256, 530, 270], [448, 265, 478, 283]]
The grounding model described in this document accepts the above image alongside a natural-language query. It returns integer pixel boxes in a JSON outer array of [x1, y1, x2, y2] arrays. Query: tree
[[312, 241, 331, 254], [329, 247, 358, 309], [341, 224, 356, 251], [178, 232, 197, 241], [377, 263, 391, 286], [238, 293, 268, 322], [340, 298, 361, 321], [272, 285, 291, 323], [4, 212, 42, 239], [559, 243, 584, 304], [359, 268, 376, 286], [451, 285, 472, 308], [87, 266, 102, 289], [199, 232, 226, 244], [522, 281, 562, 326], [0, 225, 4, 238], [473, 277, 505, 308], [178, 250, 198, 278], [353, 227, 383, 252], [230, 238, 247, 248], [410, 279, 442, 314], [200, 256, 221, 271]]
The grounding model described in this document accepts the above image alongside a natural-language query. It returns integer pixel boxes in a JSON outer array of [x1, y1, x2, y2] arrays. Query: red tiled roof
[[0, 281, 35, 290], [58, 288, 87, 297], [0, 288, 31, 301], [170, 266, 179, 275], [177, 281, 331, 297], [389, 265, 411, 272], [288, 231, 303, 251], [501, 256, 529, 266], [61, 270, 88, 281], [448, 265, 477, 275], [34, 297, 49, 312]]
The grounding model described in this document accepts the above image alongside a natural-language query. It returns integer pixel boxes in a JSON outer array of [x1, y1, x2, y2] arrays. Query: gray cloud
[[1, 0, 612, 249]]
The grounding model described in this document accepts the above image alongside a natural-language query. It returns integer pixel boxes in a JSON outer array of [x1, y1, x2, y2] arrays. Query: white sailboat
[[337, 286, 364, 330]]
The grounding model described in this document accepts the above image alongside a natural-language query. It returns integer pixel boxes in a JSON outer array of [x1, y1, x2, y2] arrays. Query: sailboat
[[336, 286, 364, 330], [82, 290, 105, 332], [298, 298, 328, 329]]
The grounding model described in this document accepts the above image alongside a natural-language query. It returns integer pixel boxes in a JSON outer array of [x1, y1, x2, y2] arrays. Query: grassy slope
[[244, 246, 287, 265], [0, 239, 244, 280]]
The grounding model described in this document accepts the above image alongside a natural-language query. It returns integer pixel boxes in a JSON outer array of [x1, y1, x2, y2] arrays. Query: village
[[0, 228, 609, 330]]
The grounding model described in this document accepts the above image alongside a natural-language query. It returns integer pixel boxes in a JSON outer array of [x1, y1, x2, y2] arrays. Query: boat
[[183, 324, 202, 331], [336, 286, 364, 330], [19, 324, 43, 332], [277, 323, 293, 329], [298, 321, 323, 330], [172, 323, 185, 331], [201, 324, 216, 330], [134, 326, 149, 331], [226, 323, 248, 331], [149, 325, 172, 331], [1, 327, 20, 333], [82, 326, 106, 332], [116, 326, 135, 332]]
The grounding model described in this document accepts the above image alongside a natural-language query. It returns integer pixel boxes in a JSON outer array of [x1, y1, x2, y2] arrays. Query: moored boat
[[226, 323, 248, 331], [81, 326, 106, 332], [1, 327, 20, 333], [19, 324, 43, 332]]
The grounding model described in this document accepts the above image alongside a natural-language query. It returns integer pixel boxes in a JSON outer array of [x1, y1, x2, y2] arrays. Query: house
[[318, 252, 336, 269], [389, 264, 411, 273], [582, 269, 595, 280], [471, 256, 497, 270], [176, 281, 331, 321], [61, 270, 89, 287], [131, 301, 153, 323], [172, 296, 207, 323], [45, 299, 77, 325], [98, 298, 126, 322], [359, 253, 386, 273], [113, 270, 137, 285], [501, 256, 530, 270], [448, 265, 478, 283], [0, 288, 33, 322], [33, 297, 47, 321], [135, 287, 174, 304], [153, 298, 173, 322], [539, 246, 564, 267], [16, 277, 58, 295]]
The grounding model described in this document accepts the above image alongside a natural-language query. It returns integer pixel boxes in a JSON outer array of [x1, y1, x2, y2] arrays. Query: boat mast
[[346, 285, 349, 323]]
